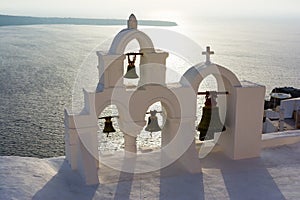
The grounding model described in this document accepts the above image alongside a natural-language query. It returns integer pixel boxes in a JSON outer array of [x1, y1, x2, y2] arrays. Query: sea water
[[0, 18, 299, 157]]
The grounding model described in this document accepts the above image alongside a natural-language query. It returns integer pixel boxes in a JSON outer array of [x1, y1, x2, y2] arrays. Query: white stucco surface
[[1, 140, 300, 199]]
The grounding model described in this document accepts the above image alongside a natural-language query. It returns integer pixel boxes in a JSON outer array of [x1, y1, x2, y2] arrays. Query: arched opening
[[123, 39, 141, 88], [196, 74, 226, 141], [97, 104, 123, 155], [136, 101, 165, 152]]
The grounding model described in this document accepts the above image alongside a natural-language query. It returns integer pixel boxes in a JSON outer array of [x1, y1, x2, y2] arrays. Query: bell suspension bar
[[146, 110, 163, 114], [98, 115, 119, 120], [197, 91, 229, 95], [125, 52, 143, 56]]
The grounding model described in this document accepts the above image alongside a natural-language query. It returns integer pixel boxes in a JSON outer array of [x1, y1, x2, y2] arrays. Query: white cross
[[202, 46, 214, 64]]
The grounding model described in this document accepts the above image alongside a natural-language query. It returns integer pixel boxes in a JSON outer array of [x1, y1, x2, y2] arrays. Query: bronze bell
[[124, 54, 139, 79], [197, 92, 226, 141], [145, 110, 161, 133], [103, 117, 116, 137]]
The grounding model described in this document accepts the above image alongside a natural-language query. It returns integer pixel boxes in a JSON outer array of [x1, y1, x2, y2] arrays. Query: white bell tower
[[64, 14, 265, 185]]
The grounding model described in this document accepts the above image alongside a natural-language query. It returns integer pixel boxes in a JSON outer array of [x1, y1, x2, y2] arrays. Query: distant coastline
[[0, 14, 177, 27]]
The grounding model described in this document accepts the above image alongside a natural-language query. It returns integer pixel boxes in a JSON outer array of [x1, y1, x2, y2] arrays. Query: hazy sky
[[1, 0, 300, 21]]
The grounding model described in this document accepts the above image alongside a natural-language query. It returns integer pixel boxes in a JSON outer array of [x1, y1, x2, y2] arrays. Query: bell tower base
[[218, 81, 265, 160]]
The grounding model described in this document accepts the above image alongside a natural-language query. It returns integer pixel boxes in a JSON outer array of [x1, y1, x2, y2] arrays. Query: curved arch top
[[95, 100, 127, 120], [128, 84, 181, 122], [109, 29, 155, 55], [180, 63, 241, 92]]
